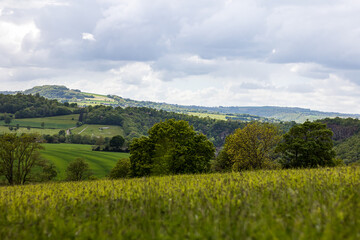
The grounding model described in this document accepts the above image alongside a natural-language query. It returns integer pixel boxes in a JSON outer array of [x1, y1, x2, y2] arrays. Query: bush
[[108, 158, 131, 179], [211, 150, 232, 172], [66, 158, 92, 181]]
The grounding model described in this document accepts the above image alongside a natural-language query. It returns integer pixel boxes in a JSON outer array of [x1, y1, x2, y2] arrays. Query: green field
[[71, 124, 125, 137], [40, 144, 129, 179], [0, 167, 359, 239], [0, 114, 79, 129], [187, 112, 228, 120]]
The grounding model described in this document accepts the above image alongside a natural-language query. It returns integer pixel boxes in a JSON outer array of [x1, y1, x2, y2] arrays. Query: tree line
[[0, 93, 78, 119], [0, 119, 341, 185]]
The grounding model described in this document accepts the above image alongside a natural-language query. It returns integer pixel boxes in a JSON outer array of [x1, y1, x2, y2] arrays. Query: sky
[[1, 0, 360, 114]]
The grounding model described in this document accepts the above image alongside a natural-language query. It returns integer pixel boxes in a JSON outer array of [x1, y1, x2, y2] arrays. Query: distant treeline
[[0, 93, 78, 118], [318, 117, 360, 164], [80, 105, 294, 148], [23, 85, 94, 100]]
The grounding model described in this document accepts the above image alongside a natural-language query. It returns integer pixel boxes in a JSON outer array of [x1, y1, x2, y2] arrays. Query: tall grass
[[0, 167, 359, 239]]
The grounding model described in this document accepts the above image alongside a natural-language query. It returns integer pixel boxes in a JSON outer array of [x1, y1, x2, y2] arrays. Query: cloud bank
[[1, 0, 360, 113]]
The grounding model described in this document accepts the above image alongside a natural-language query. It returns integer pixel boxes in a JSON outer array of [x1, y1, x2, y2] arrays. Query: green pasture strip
[[0, 114, 79, 129], [187, 112, 228, 120], [0, 126, 60, 135], [0, 167, 359, 239], [40, 143, 129, 180], [72, 124, 124, 137]]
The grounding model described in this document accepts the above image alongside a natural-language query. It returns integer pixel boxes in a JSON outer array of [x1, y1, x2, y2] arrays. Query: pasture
[[0, 114, 79, 129], [0, 126, 60, 135], [40, 144, 129, 179], [0, 167, 359, 239], [71, 124, 125, 137]]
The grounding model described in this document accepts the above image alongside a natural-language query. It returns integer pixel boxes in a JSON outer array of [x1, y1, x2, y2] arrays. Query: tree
[[108, 158, 131, 179], [224, 122, 281, 171], [4, 114, 12, 125], [66, 157, 92, 181], [211, 149, 232, 172], [276, 120, 336, 168], [129, 119, 215, 177], [109, 135, 125, 151], [0, 133, 45, 185]]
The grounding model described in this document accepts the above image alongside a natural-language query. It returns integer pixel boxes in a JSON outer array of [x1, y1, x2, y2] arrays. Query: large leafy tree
[[224, 122, 281, 171], [0, 133, 49, 185], [129, 119, 215, 177], [276, 120, 336, 168]]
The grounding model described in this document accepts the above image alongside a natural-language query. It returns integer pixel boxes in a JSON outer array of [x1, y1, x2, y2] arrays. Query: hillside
[[319, 117, 360, 164], [16, 85, 360, 122], [40, 144, 129, 180]]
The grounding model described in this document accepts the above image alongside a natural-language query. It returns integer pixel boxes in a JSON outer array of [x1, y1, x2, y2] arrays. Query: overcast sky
[[1, 0, 360, 113]]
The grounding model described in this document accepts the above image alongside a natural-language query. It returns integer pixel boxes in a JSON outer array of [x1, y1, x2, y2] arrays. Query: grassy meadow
[[71, 124, 125, 137], [40, 144, 129, 180], [0, 126, 61, 135], [0, 166, 359, 239], [0, 114, 79, 129]]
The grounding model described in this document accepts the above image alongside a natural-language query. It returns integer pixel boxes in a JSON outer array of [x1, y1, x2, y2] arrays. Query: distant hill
[[23, 85, 94, 100], [0, 91, 17, 95], [318, 118, 360, 164], [12, 85, 360, 122]]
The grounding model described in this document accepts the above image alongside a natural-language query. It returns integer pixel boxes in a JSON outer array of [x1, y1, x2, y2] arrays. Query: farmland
[[71, 124, 125, 137], [0, 166, 359, 239], [0, 114, 79, 129], [0, 126, 60, 135], [40, 144, 129, 179]]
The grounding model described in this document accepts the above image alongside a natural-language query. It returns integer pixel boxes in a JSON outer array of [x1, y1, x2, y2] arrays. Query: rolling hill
[[18, 85, 360, 122], [40, 143, 129, 179]]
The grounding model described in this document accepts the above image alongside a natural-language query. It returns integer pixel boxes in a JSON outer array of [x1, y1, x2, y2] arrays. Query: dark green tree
[[211, 149, 232, 172], [109, 135, 125, 151], [108, 158, 131, 179], [4, 114, 12, 125], [66, 157, 92, 181], [129, 119, 215, 177], [276, 120, 336, 168]]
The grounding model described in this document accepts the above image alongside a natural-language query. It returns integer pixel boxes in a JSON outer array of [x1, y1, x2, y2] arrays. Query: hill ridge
[[4, 85, 360, 122]]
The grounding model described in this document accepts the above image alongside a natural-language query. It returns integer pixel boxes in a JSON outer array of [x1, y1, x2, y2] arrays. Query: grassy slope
[[71, 124, 125, 137], [0, 167, 359, 239], [40, 144, 129, 179], [0, 126, 60, 135], [0, 114, 79, 129]]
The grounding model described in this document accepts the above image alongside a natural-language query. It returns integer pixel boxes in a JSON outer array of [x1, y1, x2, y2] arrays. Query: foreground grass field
[[0, 167, 359, 239], [40, 144, 129, 179]]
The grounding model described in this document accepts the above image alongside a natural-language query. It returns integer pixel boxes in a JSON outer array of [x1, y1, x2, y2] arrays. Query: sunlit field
[[40, 143, 129, 179], [1, 167, 359, 239], [0, 114, 79, 129], [71, 124, 125, 137]]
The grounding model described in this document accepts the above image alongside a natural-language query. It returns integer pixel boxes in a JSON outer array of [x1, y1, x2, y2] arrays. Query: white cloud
[[82, 33, 96, 41]]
